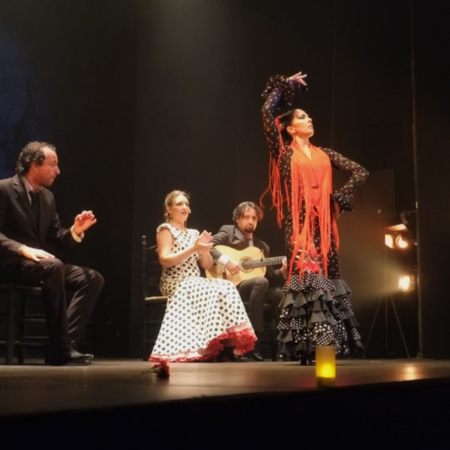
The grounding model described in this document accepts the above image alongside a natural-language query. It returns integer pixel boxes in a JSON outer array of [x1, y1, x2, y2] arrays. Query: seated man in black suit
[[210, 201, 286, 361], [0, 141, 104, 365]]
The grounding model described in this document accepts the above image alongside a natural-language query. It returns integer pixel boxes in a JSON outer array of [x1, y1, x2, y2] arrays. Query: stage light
[[385, 223, 415, 251], [315, 345, 336, 388], [384, 234, 394, 249], [399, 273, 415, 293], [395, 234, 410, 250]]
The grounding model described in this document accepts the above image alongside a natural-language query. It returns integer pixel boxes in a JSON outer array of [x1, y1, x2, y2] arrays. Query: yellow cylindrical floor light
[[315, 345, 336, 388]]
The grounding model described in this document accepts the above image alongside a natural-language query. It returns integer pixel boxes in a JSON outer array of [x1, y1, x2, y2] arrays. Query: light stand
[[363, 292, 411, 359], [363, 229, 412, 359]]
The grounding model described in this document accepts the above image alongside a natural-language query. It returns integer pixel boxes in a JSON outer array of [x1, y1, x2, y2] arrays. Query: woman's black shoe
[[299, 352, 315, 366], [218, 347, 249, 362], [245, 351, 265, 362]]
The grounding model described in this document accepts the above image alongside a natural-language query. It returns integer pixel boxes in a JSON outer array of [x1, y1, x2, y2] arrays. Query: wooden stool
[[0, 283, 48, 364]]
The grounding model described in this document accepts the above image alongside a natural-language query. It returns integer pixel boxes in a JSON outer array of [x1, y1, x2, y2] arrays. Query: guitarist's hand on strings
[[225, 260, 241, 276]]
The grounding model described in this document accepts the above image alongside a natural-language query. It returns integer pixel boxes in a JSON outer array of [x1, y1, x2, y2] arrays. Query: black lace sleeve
[[261, 75, 302, 160], [322, 148, 369, 212], [261, 75, 300, 106]]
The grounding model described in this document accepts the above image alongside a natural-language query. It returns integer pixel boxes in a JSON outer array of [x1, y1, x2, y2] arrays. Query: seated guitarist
[[210, 201, 287, 361]]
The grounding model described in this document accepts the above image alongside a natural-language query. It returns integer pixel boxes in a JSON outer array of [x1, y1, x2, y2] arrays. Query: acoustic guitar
[[205, 245, 285, 286]]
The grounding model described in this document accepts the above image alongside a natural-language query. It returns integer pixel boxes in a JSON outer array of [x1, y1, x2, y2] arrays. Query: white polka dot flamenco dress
[[149, 223, 256, 362]]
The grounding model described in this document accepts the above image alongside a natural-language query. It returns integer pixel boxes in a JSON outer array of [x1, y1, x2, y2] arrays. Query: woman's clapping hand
[[195, 230, 213, 253]]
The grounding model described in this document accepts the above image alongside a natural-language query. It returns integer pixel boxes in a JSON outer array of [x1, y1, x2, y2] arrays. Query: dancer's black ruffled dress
[[261, 75, 369, 363]]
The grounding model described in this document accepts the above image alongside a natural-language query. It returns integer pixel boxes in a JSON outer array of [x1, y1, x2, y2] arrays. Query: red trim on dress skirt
[[149, 322, 257, 363]]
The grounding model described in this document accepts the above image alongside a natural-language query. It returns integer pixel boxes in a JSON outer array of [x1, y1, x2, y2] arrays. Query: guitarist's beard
[[243, 225, 254, 237]]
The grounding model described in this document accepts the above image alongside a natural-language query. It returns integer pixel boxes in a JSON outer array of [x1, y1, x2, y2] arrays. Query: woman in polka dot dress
[[261, 71, 369, 364], [149, 190, 256, 362]]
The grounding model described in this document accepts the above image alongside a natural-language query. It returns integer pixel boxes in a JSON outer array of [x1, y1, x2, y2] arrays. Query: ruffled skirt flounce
[[277, 271, 363, 359]]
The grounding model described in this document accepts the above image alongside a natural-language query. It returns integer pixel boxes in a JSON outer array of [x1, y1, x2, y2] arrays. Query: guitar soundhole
[[240, 258, 253, 272]]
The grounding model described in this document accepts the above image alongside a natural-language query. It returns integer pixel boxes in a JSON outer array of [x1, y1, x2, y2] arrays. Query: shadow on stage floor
[[1, 358, 449, 446]]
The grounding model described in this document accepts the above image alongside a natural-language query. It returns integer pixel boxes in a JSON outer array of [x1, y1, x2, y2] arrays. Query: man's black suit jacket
[[210, 224, 270, 260], [210, 224, 284, 286], [0, 174, 73, 273]]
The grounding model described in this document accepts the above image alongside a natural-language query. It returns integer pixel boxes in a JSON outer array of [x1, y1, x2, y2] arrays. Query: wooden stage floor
[[1, 357, 450, 446]]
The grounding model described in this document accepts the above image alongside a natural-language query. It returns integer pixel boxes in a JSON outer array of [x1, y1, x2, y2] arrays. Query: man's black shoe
[[45, 350, 94, 366], [246, 351, 265, 362]]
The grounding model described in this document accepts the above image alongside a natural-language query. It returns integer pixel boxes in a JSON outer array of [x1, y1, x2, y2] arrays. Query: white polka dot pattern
[[150, 223, 256, 362]]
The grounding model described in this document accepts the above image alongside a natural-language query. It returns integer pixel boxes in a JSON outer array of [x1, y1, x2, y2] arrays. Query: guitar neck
[[247, 256, 285, 269]]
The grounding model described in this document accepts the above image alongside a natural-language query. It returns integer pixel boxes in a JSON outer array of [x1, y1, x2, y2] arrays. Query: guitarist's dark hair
[[232, 201, 264, 223]]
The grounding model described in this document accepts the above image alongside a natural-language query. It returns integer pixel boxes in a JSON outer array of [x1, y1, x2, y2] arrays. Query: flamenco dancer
[[260, 70, 369, 364]]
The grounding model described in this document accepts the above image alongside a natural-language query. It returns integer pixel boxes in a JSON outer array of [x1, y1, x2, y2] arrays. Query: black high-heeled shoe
[[299, 351, 315, 366], [300, 352, 308, 366]]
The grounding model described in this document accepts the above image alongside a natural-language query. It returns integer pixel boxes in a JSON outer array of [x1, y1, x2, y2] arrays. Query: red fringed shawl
[[263, 139, 339, 278]]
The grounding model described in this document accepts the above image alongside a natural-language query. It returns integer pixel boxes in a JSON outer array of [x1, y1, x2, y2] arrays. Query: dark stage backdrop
[[130, 0, 417, 359], [413, 2, 450, 358], [1, 0, 449, 359]]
